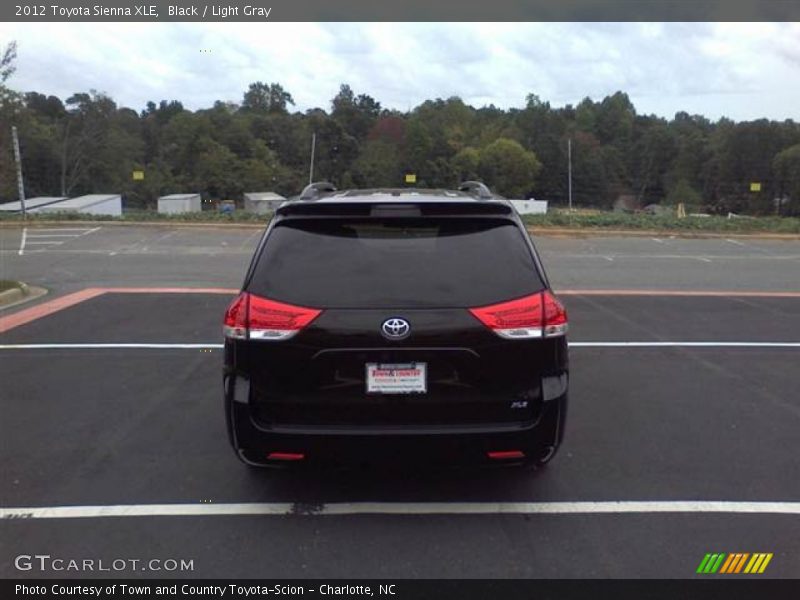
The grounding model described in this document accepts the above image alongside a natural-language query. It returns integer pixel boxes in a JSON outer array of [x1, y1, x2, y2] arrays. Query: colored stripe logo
[[696, 553, 773, 574]]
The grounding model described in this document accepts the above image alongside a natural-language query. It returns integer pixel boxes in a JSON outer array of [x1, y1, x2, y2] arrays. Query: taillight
[[248, 294, 321, 340], [542, 291, 568, 337], [223, 292, 321, 341], [469, 291, 568, 339], [223, 292, 248, 340]]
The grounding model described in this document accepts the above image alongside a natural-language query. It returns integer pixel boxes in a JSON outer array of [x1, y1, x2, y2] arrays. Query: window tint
[[248, 218, 544, 308]]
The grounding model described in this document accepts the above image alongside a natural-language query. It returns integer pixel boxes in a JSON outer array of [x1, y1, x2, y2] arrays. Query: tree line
[[1, 41, 799, 215]]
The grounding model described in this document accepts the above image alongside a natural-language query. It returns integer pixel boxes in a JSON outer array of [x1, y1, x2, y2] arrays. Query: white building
[[158, 193, 202, 214], [0, 196, 68, 213], [35, 194, 122, 216], [244, 192, 286, 214], [510, 199, 548, 215]]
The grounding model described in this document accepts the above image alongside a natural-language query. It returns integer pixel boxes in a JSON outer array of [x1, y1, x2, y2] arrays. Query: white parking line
[[16, 227, 101, 253], [0, 343, 220, 349], [32, 228, 99, 232], [26, 234, 87, 238], [1, 342, 799, 350], [2, 500, 799, 520], [550, 254, 800, 261], [570, 342, 800, 348]]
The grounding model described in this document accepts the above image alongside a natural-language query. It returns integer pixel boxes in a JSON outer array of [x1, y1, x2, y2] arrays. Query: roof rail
[[458, 181, 494, 199], [299, 181, 337, 200]]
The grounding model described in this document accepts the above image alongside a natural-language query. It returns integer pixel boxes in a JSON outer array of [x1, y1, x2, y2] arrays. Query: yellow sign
[[132, 170, 145, 181], [750, 182, 761, 192], [404, 173, 417, 184]]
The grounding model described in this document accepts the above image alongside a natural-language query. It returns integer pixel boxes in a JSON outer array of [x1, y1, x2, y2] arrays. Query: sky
[[1, 22, 799, 121]]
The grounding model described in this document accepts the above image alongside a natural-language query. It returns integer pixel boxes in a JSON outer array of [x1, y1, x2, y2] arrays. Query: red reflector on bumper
[[267, 452, 305, 461], [487, 450, 526, 460]]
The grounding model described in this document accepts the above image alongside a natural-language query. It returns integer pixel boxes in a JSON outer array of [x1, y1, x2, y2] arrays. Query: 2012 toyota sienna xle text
[[223, 181, 569, 468]]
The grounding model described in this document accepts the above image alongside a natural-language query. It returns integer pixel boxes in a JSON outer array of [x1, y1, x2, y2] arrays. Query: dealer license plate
[[365, 363, 427, 394]]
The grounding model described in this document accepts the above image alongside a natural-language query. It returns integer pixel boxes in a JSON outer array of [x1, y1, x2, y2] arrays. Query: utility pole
[[567, 137, 573, 212], [308, 132, 316, 184], [12, 126, 27, 217]]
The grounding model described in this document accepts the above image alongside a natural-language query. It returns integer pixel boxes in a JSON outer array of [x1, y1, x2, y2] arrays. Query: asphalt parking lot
[[1, 225, 799, 579], [2, 224, 800, 293]]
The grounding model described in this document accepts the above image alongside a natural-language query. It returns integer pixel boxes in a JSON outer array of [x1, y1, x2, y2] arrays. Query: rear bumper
[[225, 375, 567, 467]]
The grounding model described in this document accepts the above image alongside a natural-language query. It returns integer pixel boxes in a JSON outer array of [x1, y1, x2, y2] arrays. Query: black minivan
[[223, 182, 568, 468]]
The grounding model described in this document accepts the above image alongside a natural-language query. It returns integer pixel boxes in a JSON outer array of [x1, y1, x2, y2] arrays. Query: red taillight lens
[[469, 292, 544, 333], [223, 292, 321, 341], [223, 292, 248, 340], [542, 291, 568, 337], [248, 294, 321, 340], [469, 291, 568, 339]]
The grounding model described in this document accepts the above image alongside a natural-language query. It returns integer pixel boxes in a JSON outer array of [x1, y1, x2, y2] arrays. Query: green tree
[[190, 138, 241, 199], [161, 111, 214, 180], [478, 138, 541, 198], [452, 147, 480, 181], [773, 144, 800, 215], [242, 82, 295, 114], [665, 178, 703, 208], [0, 40, 21, 200], [516, 94, 568, 202], [0, 41, 16, 83], [664, 112, 712, 198], [569, 131, 613, 207], [59, 92, 143, 197], [60, 92, 107, 195], [595, 91, 636, 147], [3, 73, 799, 217], [132, 159, 176, 208], [629, 117, 676, 204], [302, 111, 360, 186], [707, 119, 794, 214], [248, 139, 291, 190], [409, 97, 474, 158], [7, 93, 66, 198], [402, 119, 433, 179], [352, 139, 402, 187], [331, 83, 381, 140], [140, 100, 185, 174]]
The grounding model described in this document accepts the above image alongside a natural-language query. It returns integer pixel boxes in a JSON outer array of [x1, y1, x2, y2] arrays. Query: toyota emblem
[[381, 317, 410, 340]]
